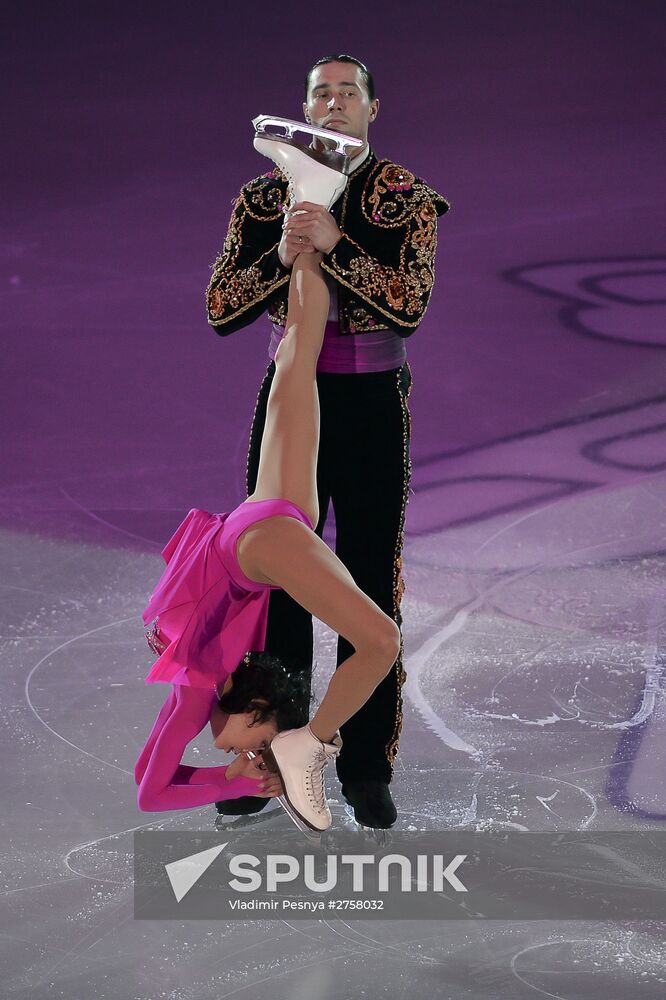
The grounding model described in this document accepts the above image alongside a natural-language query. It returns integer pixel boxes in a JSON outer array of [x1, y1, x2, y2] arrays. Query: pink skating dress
[[135, 498, 314, 812]]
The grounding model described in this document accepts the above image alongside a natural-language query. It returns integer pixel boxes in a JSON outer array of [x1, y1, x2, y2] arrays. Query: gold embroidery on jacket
[[344, 301, 391, 333], [366, 163, 417, 227], [385, 362, 413, 769], [267, 296, 289, 327], [208, 155, 446, 332], [330, 196, 438, 320], [206, 173, 290, 324], [243, 169, 288, 220], [321, 159, 441, 328], [270, 299, 392, 334], [207, 241, 288, 322]]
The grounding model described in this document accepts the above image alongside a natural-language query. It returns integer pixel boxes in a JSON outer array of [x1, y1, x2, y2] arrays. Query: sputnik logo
[[165, 842, 229, 902]]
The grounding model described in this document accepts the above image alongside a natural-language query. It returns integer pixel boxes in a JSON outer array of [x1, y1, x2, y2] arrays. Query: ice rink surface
[[2, 1, 665, 997]]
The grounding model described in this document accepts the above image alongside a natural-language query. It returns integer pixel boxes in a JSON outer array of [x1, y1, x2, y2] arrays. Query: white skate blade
[[252, 114, 364, 157], [245, 750, 323, 838], [276, 791, 325, 839]]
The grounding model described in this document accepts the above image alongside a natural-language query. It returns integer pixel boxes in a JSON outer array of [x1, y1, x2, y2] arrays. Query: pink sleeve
[[135, 684, 262, 812]]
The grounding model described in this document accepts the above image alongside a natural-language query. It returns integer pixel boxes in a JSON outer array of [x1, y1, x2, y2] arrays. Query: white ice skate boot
[[252, 114, 364, 212], [262, 723, 343, 832], [243, 749, 319, 840]]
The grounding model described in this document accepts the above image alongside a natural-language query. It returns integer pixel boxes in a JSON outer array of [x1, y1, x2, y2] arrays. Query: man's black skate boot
[[342, 780, 397, 829], [215, 794, 269, 816]]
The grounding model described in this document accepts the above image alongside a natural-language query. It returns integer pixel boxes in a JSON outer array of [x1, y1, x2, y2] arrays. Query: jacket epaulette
[[206, 150, 449, 338]]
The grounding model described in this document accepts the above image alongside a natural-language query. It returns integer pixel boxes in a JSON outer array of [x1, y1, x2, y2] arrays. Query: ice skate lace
[[305, 746, 329, 813]]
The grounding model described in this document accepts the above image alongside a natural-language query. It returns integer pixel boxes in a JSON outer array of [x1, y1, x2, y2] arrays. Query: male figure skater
[[206, 54, 449, 828]]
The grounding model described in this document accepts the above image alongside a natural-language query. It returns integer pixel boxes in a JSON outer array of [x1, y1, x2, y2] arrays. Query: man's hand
[[279, 201, 342, 269], [225, 751, 284, 798], [278, 225, 315, 269]]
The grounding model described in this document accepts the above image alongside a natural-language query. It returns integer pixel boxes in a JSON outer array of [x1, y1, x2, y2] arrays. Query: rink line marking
[[404, 490, 664, 751], [404, 602, 483, 756], [24, 617, 137, 774], [509, 937, 618, 1000], [59, 485, 163, 546]]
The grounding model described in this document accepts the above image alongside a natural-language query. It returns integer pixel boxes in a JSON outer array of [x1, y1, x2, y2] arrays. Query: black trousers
[[245, 358, 413, 786]]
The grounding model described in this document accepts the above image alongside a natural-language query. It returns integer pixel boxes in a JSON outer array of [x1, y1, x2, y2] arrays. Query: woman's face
[[210, 701, 279, 754]]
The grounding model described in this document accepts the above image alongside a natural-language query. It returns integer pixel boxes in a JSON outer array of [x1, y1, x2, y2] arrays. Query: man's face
[[303, 61, 379, 153]]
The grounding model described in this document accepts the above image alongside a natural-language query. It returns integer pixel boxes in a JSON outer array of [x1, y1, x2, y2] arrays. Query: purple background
[[3, 0, 665, 548]]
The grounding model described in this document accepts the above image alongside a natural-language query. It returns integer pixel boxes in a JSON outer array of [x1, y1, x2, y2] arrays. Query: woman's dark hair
[[304, 54, 375, 102], [217, 651, 314, 732]]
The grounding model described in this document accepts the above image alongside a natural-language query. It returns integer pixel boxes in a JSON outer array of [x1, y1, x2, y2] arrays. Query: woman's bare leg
[[239, 517, 401, 744], [238, 253, 400, 743], [245, 251, 329, 527]]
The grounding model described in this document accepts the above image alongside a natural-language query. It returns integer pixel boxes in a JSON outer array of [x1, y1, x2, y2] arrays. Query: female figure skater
[[135, 123, 401, 831]]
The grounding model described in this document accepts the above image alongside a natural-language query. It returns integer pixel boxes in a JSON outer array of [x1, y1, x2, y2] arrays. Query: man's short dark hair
[[304, 54, 375, 102]]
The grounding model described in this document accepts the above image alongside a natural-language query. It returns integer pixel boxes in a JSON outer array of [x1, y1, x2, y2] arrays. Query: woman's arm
[[134, 687, 177, 786], [135, 684, 262, 812]]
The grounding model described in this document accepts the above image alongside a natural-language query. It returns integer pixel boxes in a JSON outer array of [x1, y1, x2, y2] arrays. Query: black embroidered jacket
[[206, 147, 450, 338]]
